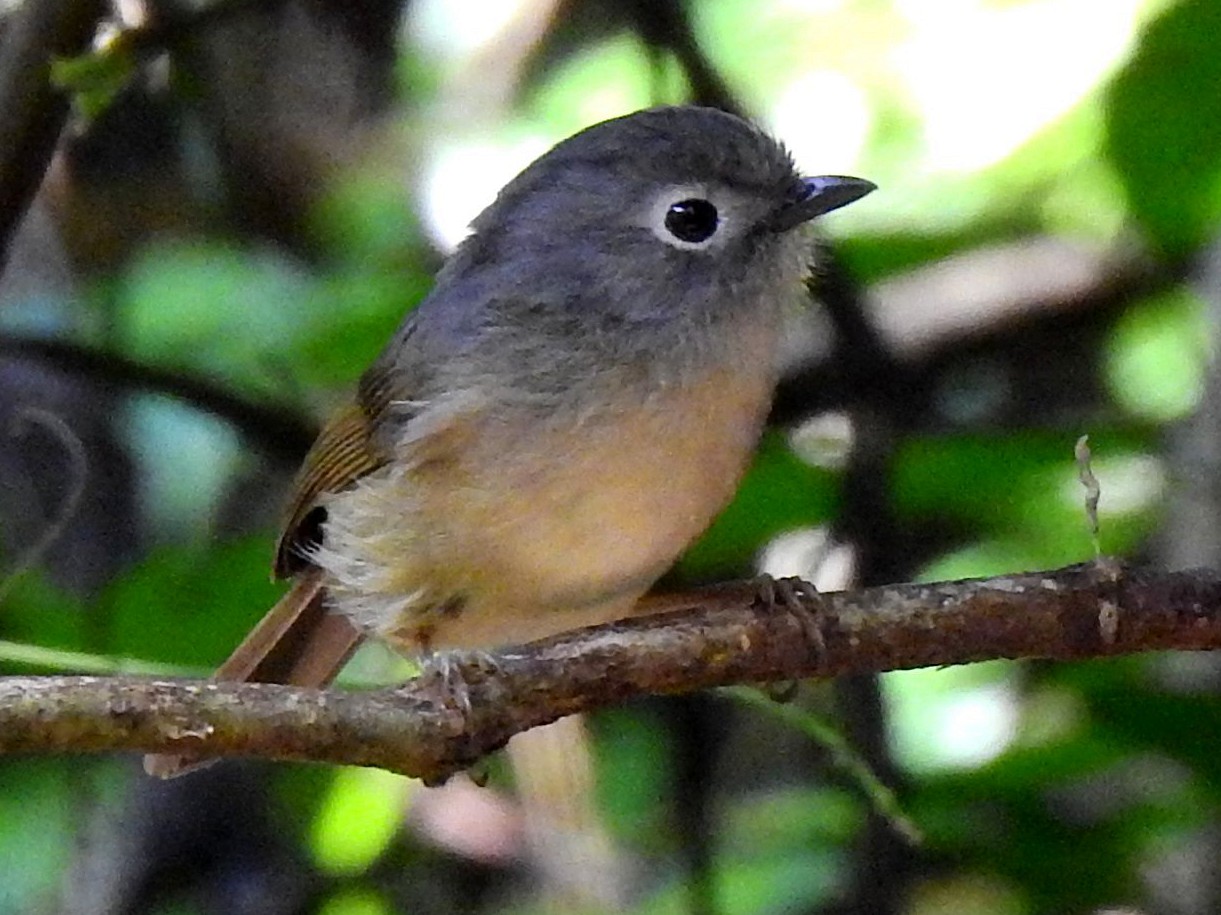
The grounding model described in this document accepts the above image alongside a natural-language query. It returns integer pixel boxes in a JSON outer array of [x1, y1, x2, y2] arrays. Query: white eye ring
[[646, 185, 726, 251]]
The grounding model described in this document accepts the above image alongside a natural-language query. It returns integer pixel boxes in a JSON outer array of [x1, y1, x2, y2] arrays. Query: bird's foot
[[419, 650, 501, 786], [752, 574, 825, 700], [422, 649, 500, 715]]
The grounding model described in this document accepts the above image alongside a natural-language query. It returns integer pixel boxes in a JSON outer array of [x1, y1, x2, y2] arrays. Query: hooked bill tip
[[771, 175, 876, 232]]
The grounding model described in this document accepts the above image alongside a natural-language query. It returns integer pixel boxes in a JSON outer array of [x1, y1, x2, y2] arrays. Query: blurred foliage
[[1105, 0, 1221, 259], [3, 0, 1221, 914]]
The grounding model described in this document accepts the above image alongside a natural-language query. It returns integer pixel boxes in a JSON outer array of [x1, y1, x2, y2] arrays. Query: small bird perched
[[146, 105, 873, 777]]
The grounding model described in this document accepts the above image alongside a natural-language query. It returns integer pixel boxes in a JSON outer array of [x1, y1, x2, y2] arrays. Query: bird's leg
[[418, 649, 502, 785], [420, 649, 504, 712], [752, 574, 825, 700]]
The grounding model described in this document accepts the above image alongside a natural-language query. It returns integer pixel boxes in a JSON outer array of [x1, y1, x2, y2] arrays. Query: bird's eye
[[664, 198, 719, 244]]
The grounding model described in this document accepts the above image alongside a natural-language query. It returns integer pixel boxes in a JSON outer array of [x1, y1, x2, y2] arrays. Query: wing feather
[[273, 364, 402, 577]]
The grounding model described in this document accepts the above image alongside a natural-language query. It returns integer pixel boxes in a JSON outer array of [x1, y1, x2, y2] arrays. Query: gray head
[[375, 106, 873, 410], [438, 106, 873, 320]]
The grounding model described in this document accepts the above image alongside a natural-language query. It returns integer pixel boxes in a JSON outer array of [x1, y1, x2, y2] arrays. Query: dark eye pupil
[[664, 198, 719, 243]]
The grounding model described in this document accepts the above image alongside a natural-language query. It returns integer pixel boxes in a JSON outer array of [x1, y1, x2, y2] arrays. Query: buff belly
[[313, 357, 778, 652]]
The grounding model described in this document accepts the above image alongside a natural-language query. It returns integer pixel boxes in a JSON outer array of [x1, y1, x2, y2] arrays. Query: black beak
[[769, 175, 876, 232]]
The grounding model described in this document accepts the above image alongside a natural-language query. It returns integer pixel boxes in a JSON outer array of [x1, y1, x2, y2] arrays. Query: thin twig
[[0, 408, 88, 603], [1076, 434, 1102, 557]]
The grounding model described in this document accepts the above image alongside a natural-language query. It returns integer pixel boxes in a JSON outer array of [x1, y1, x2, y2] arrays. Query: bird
[[145, 104, 874, 777]]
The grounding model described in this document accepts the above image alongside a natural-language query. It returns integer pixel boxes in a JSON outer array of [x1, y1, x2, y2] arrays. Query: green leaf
[[50, 46, 135, 121], [118, 241, 316, 396], [310, 172, 426, 268], [1105, 289, 1209, 421], [310, 767, 413, 875], [99, 538, 283, 667], [0, 572, 85, 656], [296, 269, 427, 389], [528, 35, 656, 131], [591, 706, 675, 848], [318, 888, 392, 915], [640, 850, 838, 915], [0, 761, 76, 914], [1105, 0, 1221, 259]]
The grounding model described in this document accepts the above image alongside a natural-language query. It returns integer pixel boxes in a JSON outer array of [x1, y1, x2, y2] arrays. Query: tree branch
[[0, 0, 107, 277], [0, 335, 316, 462], [2, 559, 1219, 782]]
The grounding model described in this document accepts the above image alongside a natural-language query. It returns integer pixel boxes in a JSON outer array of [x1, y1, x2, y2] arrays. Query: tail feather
[[144, 568, 364, 778]]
